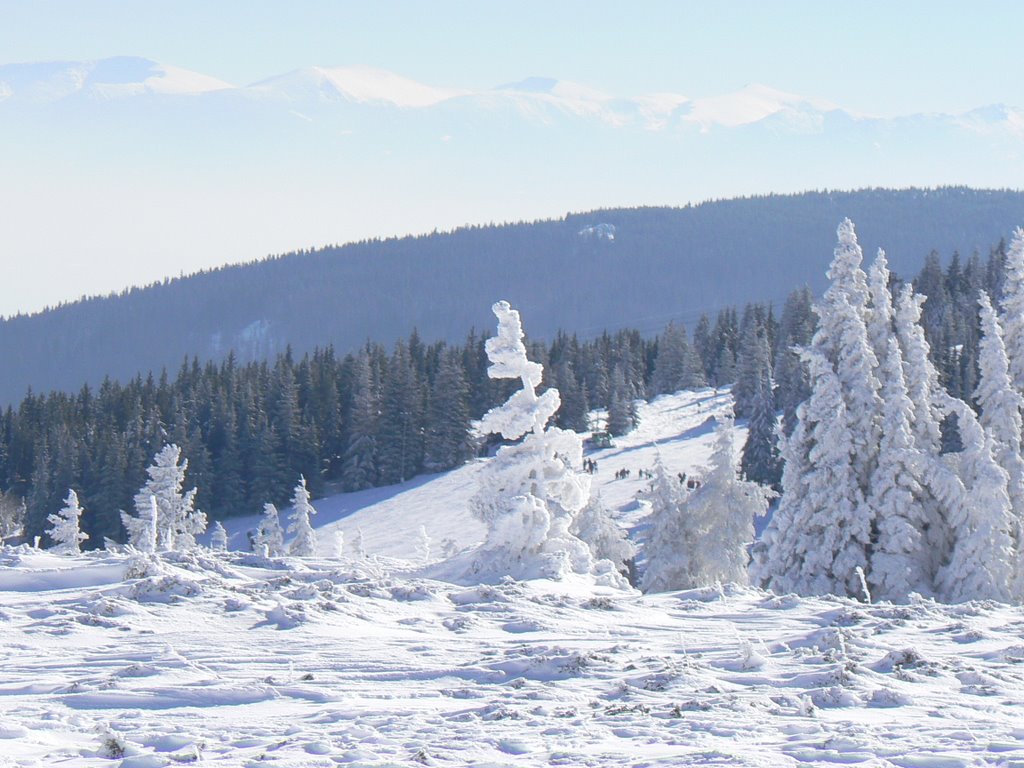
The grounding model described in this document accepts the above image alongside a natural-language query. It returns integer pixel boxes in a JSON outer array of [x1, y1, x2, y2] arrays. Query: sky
[[1, 1, 1023, 317]]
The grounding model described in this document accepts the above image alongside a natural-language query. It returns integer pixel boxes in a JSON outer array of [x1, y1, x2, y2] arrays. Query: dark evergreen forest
[[2, 228, 1007, 547], [1, 188, 1021, 405]]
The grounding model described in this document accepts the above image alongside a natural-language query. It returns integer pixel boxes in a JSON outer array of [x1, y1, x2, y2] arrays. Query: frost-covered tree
[[937, 400, 1016, 603], [254, 502, 286, 557], [867, 338, 930, 601], [643, 414, 767, 593], [999, 227, 1024, 394], [287, 475, 318, 557], [640, 457, 693, 593], [757, 347, 869, 597], [773, 286, 816, 436], [121, 495, 158, 554], [123, 444, 205, 551], [866, 248, 895, 368], [571, 494, 636, 578], [210, 521, 228, 552], [469, 301, 599, 582], [974, 291, 1024, 596], [46, 489, 88, 554]]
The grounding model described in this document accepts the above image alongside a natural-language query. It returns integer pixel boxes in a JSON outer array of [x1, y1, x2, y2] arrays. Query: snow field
[[2, 389, 1024, 766]]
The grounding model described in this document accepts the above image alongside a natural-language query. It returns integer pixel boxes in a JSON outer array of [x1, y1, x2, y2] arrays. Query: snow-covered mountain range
[[2, 56, 1021, 135]]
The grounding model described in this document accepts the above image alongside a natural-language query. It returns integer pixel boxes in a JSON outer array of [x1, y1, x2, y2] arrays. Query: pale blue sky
[[2, 0, 1021, 116]]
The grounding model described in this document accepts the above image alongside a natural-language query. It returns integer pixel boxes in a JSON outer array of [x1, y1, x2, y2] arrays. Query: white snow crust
[[3, 389, 1024, 766]]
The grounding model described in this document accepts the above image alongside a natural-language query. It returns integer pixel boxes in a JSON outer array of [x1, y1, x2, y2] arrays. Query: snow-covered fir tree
[[642, 416, 768, 593], [46, 489, 88, 554], [287, 476, 318, 557], [254, 502, 286, 557], [571, 494, 636, 579], [687, 414, 769, 585], [867, 338, 931, 601], [937, 400, 1016, 603], [122, 444, 206, 552], [469, 300, 609, 583], [973, 292, 1024, 597], [757, 347, 869, 596], [999, 227, 1024, 395], [640, 457, 693, 593], [210, 521, 228, 552]]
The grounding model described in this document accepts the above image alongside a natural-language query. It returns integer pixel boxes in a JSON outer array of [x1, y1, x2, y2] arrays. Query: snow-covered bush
[[210, 521, 228, 552], [572, 494, 636, 578], [468, 300, 609, 583], [46, 489, 89, 554]]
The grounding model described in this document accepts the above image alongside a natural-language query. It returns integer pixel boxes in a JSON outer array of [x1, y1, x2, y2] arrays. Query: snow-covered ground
[[3, 390, 1024, 766]]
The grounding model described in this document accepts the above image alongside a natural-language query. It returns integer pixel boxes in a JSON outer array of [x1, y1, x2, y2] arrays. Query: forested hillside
[[1, 187, 1021, 405]]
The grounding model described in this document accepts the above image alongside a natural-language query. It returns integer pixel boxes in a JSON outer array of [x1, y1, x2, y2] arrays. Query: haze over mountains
[[0, 187, 1022, 406], [3, 56, 1024, 319]]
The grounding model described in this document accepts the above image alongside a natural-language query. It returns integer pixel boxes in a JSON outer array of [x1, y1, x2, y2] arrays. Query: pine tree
[[469, 301, 597, 582], [640, 457, 692, 593], [974, 291, 1024, 596], [46, 489, 88, 554], [342, 353, 379, 491], [773, 286, 816, 436], [867, 338, 930, 601], [740, 368, 781, 489], [651, 321, 705, 396], [377, 340, 424, 485], [287, 476, 318, 556], [423, 349, 475, 471], [999, 228, 1024, 395], [254, 502, 286, 556], [937, 401, 1015, 602], [757, 347, 869, 597], [607, 364, 638, 437], [691, 414, 769, 585], [123, 444, 205, 552]]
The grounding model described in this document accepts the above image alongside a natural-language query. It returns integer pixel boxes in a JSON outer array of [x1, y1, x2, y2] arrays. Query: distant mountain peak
[[251, 65, 466, 107], [0, 56, 234, 101]]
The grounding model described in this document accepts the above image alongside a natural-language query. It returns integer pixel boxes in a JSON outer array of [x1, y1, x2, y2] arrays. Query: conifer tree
[[342, 354, 379, 491], [123, 444, 205, 551], [469, 301, 598, 582], [651, 321, 705, 396], [287, 475, 318, 557], [741, 367, 781, 489], [867, 338, 930, 601], [254, 502, 286, 556], [46, 489, 88, 554], [423, 349, 475, 471], [998, 229, 1024, 393], [640, 457, 692, 593], [937, 401, 1015, 602]]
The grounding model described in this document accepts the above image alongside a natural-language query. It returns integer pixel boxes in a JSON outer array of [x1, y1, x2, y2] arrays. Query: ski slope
[[2, 389, 1024, 767]]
